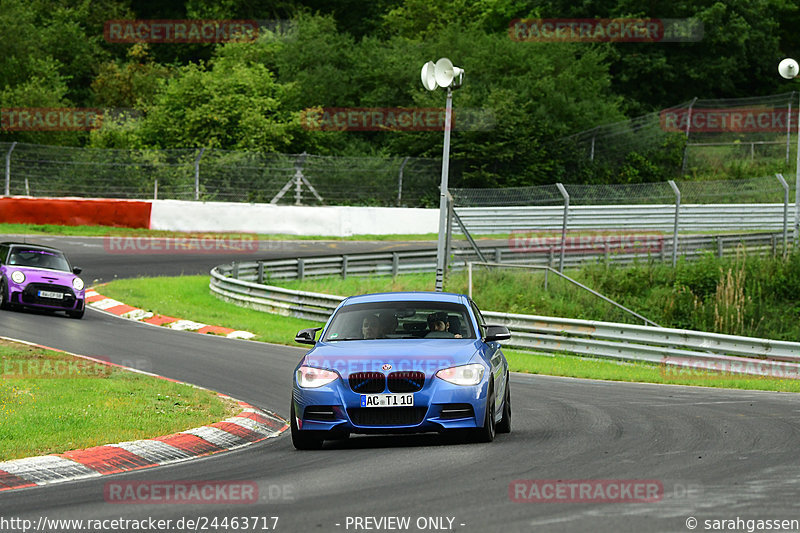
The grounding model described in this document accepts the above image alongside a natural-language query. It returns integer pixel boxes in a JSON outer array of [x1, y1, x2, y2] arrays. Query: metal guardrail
[[210, 267, 342, 321], [481, 311, 800, 364], [454, 204, 793, 233], [210, 251, 800, 378], [212, 231, 788, 283]]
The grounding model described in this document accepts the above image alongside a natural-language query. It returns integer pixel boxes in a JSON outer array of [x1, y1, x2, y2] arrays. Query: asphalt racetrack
[[2, 236, 800, 533]]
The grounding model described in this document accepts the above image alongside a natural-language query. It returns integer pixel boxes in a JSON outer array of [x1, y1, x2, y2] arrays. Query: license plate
[[38, 290, 63, 299], [360, 394, 414, 408]]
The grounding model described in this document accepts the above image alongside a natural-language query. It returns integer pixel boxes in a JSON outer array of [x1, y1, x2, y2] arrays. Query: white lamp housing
[[779, 58, 799, 80]]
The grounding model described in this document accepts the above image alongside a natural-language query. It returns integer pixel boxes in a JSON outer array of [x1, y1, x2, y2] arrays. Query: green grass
[[99, 275, 800, 394], [505, 349, 800, 393], [97, 275, 323, 343], [0, 338, 239, 460]]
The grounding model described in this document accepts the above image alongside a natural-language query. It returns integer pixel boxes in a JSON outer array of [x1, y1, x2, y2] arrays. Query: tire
[[67, 308, 85, 319], [290, 402, 325, 450], [0, 278, 9, 310], [496, 375, 511, 434], [473, 382, 496, 443]]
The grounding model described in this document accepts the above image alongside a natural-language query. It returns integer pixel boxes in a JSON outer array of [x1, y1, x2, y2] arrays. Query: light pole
[[778, 58, 800, 242], [420, 58, 464, 291]]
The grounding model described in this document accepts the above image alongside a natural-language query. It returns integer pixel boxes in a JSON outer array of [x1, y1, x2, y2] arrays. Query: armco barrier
[[210, 231, 787, 283], [210, 254, 800, 378]]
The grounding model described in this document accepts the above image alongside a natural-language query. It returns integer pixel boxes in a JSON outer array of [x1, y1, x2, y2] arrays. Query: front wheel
[[496, 375, 511, 434], [472, 383, 496, 443], [290, 402, 324, 450], [67, 308, 85, 319]]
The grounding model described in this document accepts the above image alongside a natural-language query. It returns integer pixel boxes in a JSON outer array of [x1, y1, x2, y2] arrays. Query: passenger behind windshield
[[425, 312, 463, 339], [361, 315, 382, 339]]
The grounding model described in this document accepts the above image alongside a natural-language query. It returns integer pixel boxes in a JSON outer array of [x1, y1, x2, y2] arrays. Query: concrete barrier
[[149, 200, 439, 236], [0, 197, 152, 228]]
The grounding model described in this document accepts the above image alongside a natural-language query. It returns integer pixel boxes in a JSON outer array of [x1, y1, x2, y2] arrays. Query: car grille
[[387, 371, 425, 393], [349, 372, 386, 393], [21, 283, 76, 309], [347, 407, 428, 427]]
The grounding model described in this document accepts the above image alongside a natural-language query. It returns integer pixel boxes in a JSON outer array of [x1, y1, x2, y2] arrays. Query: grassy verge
[[100, 276, 800, 394], [0, 338, 239, 460], [97, 275, 323, 343], [506, 349, 800, 393]]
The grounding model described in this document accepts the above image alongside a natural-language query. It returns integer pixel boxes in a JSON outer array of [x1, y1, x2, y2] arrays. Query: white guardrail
[[210, 255, 800, 379]]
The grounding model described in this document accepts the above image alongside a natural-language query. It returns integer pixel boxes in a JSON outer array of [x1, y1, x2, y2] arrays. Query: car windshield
[[8, 248, 71, 272], [322, 301, 475, 341]]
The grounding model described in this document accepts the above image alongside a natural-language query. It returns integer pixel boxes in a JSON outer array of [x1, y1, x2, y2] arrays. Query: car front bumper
[[292, 375, 490, 435]]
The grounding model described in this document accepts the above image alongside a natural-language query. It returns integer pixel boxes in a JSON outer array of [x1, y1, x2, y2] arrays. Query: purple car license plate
[[38, 290, 63, 299], [360, 394, 414, 408]]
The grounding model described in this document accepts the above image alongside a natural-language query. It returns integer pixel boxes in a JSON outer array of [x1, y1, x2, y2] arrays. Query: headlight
[[72, 277, 84, 291], [436, 363, 485, 386], [10, 271, 25, 284], [296, 366, 339, 388]]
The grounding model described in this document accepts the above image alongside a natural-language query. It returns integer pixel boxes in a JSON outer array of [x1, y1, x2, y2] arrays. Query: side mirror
[[484, 325, 511, 343], [72, 267, 82, 275], [295, 327, 322, 345]]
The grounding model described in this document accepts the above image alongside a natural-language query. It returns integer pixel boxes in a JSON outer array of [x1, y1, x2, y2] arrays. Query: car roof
[[1, 242, 63, 253], [341, 291, 468, 305]]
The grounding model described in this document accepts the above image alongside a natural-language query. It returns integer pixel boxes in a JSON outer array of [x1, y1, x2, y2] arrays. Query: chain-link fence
[[559, 92, 799, 178], [0, 143, 442, 207], [452, 175, 794, 208]]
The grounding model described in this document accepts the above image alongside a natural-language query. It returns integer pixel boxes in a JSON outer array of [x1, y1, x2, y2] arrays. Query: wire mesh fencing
[[559, 91, 800, 178], [451, 176, 794, 208], [0, 143, 442, 207]]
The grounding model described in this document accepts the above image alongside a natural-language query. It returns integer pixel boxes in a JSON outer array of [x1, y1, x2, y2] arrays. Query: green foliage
[[4, 0, 800, 187], [90, 44, 172, 108], [92, 52, 302, 151]]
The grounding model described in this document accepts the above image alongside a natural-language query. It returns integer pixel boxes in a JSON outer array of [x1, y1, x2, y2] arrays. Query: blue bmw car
[[291, 291, 511, 449]]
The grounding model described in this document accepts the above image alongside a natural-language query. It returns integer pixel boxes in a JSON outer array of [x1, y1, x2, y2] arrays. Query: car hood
[[7, 266, 77, 283], [301, 339, 481, 376]]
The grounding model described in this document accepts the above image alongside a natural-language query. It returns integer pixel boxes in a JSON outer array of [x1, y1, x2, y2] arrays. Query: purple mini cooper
[[0, 242, 86, 319]]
